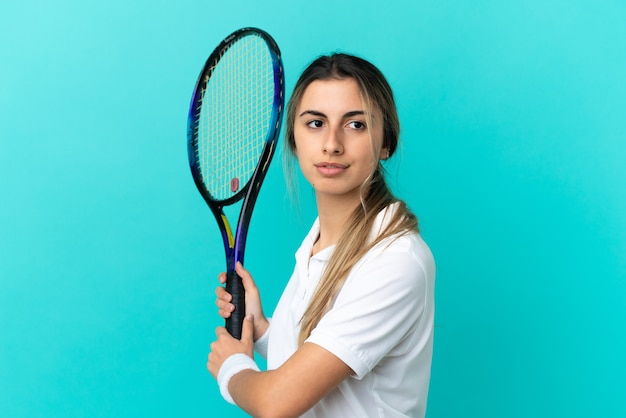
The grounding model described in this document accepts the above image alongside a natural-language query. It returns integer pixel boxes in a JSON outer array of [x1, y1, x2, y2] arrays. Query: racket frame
[[187, 27, 284, 338]]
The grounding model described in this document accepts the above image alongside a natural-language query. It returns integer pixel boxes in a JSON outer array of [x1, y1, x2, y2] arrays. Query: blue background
[[2, 1, 625, 417]]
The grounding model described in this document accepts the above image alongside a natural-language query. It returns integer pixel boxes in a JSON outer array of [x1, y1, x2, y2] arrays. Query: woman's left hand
[[207, 314, 255, 379]]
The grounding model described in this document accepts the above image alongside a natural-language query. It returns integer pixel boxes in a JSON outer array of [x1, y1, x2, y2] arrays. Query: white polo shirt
[[264, 204, 435, 417]]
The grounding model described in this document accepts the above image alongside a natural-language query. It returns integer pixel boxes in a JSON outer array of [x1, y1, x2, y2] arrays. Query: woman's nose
[[323, 128, 343, 155]]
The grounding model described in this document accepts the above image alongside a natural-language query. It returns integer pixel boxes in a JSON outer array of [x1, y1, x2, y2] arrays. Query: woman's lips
[[315, 162, 348, 176]]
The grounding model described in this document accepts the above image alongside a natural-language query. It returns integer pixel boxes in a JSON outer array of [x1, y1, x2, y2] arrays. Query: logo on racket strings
[[230, 177, 240, 192]]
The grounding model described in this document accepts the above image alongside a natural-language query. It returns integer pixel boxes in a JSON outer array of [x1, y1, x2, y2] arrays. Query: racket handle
[[225, 270, 245, 339]]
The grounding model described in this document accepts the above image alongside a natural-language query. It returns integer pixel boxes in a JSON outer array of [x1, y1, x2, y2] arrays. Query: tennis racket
[[187, 27, 284, 339]]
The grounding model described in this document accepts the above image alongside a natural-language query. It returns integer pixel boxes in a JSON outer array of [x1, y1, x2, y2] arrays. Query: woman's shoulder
[[370, 203, 435, 269], [371, 230, 435, 277], [345, 230, 434, 307]]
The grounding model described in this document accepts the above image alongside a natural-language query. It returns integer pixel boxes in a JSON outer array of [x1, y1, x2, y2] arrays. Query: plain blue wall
[[1, 1, 625, 417]]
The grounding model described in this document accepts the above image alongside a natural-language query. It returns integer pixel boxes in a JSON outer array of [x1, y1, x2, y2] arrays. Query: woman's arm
[[208, 316, 352, 418], [231, 343, 352, 417], [211, 263, 353, 416]]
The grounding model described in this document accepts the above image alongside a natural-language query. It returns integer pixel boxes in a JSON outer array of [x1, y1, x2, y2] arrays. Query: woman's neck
[[312, 193, 361, 256]]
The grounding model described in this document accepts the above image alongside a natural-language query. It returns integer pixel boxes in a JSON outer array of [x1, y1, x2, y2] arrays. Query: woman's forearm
[[228, 343, 352, 418]]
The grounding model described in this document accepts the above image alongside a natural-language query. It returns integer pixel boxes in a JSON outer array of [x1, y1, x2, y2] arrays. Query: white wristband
[[217, 353, 260, 404], [253, 318, 271, 359]]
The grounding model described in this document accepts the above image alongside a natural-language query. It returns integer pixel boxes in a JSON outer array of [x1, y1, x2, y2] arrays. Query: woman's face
[[293, 78, 386, 202]]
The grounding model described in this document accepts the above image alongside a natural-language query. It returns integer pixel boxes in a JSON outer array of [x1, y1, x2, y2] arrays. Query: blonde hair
[[284, 54, 418, 346]]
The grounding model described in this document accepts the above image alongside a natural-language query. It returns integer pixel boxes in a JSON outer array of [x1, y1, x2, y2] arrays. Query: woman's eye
[[348, 121, 366, 130], [307, 120, 324, 128]]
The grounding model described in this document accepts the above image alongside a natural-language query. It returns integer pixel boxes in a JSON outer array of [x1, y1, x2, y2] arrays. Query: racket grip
[[225, 270, 245, 339]]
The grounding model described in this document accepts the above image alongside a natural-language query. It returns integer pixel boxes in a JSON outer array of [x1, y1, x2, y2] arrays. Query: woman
[[208, 53, 435, 417]]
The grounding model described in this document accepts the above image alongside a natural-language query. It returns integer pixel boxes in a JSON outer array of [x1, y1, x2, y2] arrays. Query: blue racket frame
[[187, 27, 284, 338]]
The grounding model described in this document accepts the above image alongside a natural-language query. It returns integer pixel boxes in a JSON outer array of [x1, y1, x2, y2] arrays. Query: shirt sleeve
[[305, 238, 430, 379], [253, 318, 271, 359]]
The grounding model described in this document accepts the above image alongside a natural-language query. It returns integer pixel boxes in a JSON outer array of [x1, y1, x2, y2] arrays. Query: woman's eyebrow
[[299, 110, 326, 118], [298, 110, 366, 118], [343, 110, 366, 118]]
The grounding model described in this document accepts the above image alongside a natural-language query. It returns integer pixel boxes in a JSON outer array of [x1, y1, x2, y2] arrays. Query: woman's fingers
[[215, 280, 233, 318]]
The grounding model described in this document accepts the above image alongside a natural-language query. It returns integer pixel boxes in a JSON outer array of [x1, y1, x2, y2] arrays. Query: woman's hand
[[207, 314, 255, 379], [215, 262, 269, 342]]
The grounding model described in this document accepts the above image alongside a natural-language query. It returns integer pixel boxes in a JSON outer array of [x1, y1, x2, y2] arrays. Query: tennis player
[[208, 53, 435, 418]]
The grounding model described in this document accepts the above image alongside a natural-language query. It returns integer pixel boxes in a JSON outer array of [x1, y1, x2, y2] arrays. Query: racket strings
[[196, 35, 275, 201]]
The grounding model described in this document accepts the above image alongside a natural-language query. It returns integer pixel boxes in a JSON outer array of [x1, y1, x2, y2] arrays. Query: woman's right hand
[[216, 261, 269, 342]]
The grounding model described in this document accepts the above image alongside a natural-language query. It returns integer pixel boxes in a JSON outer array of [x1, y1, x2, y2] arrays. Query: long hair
[[284, 53, 419, 346]]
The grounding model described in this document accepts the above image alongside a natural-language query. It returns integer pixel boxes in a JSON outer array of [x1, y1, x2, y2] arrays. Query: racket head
[[187, 27, 284, 209]]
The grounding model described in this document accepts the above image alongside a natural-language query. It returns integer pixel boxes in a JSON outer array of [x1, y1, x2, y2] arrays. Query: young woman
[[207, 53, 435, 418]]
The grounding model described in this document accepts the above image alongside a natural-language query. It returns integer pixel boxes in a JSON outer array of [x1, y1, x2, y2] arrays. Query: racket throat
[[221, 214, 235, 248]]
